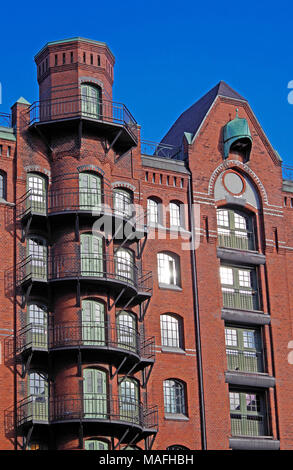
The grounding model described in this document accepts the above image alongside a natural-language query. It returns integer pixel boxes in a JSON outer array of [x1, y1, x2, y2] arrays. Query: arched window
[[81, 299, 105, 346], [28, 371, 48, 421], [85, 439, 109, 450], [119, 378, 139, 423], [157, 252, 180, 287], [27, 303, 48, 349], [160, 314, 183, 349], [0, 171, 7, 200], [147, 197, 162, 225], [169, 201, 184, 228], [27, 236, 47, 280], [163, 379, 186, 415], [80, 233, 103, 276], [79, 172, 102, 210], [113, 188, 133, 218], [114, 248, 135, 284], [116, 311, 137, 352], [27, 173, 47, 215], [81, 83, 101, 118], [83, 368, 107, 419], [216, 208, 255, 250]]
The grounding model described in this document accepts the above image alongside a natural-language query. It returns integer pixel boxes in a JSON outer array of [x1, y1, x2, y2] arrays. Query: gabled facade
[[0, 37, 293, 450]]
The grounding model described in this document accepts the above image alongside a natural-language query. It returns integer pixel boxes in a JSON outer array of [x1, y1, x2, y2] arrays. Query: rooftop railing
[[27, 96, 138, 142], [141, 139, 183, 160], [0, 112, 12, 127]]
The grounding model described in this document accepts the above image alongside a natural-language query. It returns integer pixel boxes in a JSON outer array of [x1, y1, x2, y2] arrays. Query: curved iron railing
[[12, 394, 158, 431], [13, 321, 155, 360], [15, 253, 153, 295], [27, 96, 138, 143]]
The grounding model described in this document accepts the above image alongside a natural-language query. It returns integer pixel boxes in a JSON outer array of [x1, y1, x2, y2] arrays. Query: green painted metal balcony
[[226, 349, 264, 373], [222, 288, 260, 311], [230, 413, 267, 437], [217, 229, 255, 251]]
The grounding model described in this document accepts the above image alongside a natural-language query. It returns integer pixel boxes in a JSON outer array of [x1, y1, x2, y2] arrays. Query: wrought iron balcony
[[217, 229, 256, 251], [230, 413, 269, 437], [16, 188, 147, 234], [12, 393, 158, 434], [15, 254, 153, 298], [26, 96, 138, 149], [13, 321, 155, 366], [222, 288, 261, 311], [226, 349, 264, 373]]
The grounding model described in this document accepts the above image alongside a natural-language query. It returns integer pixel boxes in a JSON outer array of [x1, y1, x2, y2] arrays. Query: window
[[80, 233, 103, 276], [220, 265, 259, 311], [114, 248, 134, 284], [90, 54, 93, 65], [0, 172, 6, 199], [160, 314, 183, 349], [81, 84, 101, 117], [85, 440, 109, 450], [157, 252, 180, 287], [7, 146, 11, 157], [27, 173, 47, 214], [225, 326, 263, 372], [79, 172, 102, 210], [167, 445, 190, 450], [27, 303, 48, 349], [27, 236, 47, 280], [54, 54, 58, 66], [83, 368, 107, 419], [97, 55, 101, 66], [216, 208, 255, 250], [28, 371, 48, 422], [113, 188, 132, 218], [82, 300, 105, 346], [62, 53, 66, 64], [147, 198, 160, 225], [116, 311, 137, 352], [0, 145, 2, 155], [119, 378, 139, 422], [229, 389, 267, 437], [163, 379, 186, 415], [169, 201, 183, 228]]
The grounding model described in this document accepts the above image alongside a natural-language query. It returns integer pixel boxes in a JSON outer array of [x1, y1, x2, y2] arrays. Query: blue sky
[[1, 0, 293, 165]]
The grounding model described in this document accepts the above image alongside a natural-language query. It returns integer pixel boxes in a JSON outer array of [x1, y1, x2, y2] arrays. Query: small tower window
[[70, 51, 74, 63], [83, 52, 86, 63], [63, 53, 66, 64], [97, 55, 101, 66], [54, 54, 58, 66], [90, 54, 93, 65]]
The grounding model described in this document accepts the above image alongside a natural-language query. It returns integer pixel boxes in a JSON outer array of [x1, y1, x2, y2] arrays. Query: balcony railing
[[16, 188, 147, 231], [141, 140, 183, 160], [16, 254, 153, 296], [27, 96, 138, 143], [222, 288, 260, 311], [226, 349, 264, 373], [230, 413, 267, 437], [0, 112, 12, 127], [14, 321, 155, 360], [17, 395, 49, 427], [217, 229, 255, 251]]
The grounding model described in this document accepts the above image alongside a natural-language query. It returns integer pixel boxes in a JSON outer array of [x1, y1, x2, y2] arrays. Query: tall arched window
[[27, 303, 48, 350], [163, 379, 186, 415], [83, 368, 107, 419], [147, 197, 162, 225], [113, 188, 133, 218], [160, 314, 183, 349], [79, 172, 102, 210], [81, 83, 101, 118], [27, 236, 47, 280], [114, 248, 135, 284], [216, 208, 255, 250], [81, 299, 105, 346], [116, 311, 137, 352], [85, 440, 109, 450], [27, 173, 47, 215], [80, 233, 103, 276], [157, 252, 180, 287], [28, 371, 48, 422], [169, 201, 184, 228], [119, 378, 139, 423]]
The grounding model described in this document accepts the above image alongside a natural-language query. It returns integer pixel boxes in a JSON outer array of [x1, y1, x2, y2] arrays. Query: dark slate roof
[[160, 81, 247, 148]]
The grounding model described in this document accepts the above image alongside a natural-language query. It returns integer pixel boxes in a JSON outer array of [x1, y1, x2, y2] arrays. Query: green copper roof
[[35, 37, 115, 61], [16, 96, 31, 105], [0, 126, 16, 141], [223, 109, 252, 159]]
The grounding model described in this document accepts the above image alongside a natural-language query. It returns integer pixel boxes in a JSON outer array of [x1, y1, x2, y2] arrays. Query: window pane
[[220, 267, 233, 285], [170, 203, 180, 227], [217, 210, 229, 227], [147, 199, 158, 224], [161, 315, 180, 348], [225, 328, 238, 347], [234, 213, 247, 230], [229, 392, 240, 411], [157, 253, 177, 285], [164, 380, 185, 414], [238, 270, 251, 288]]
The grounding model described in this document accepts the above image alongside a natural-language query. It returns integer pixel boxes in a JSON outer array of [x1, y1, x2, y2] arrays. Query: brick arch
[[111, 181, 136, 191], [208, 160, 268, 204]]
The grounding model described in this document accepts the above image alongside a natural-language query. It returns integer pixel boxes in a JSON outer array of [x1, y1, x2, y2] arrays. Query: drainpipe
[[187, 172, 207, 450]]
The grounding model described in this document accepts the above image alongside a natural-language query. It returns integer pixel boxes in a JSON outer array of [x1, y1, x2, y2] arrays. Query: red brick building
[[0, 37, 293, 451]]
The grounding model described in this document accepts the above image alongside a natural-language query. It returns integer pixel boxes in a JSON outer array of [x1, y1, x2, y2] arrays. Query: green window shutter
[[79, 173, 102, 211], [80, 234, 103, 276]]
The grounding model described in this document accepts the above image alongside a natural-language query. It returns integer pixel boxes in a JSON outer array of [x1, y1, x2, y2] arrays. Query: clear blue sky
[[1, 0, 293, 165]]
